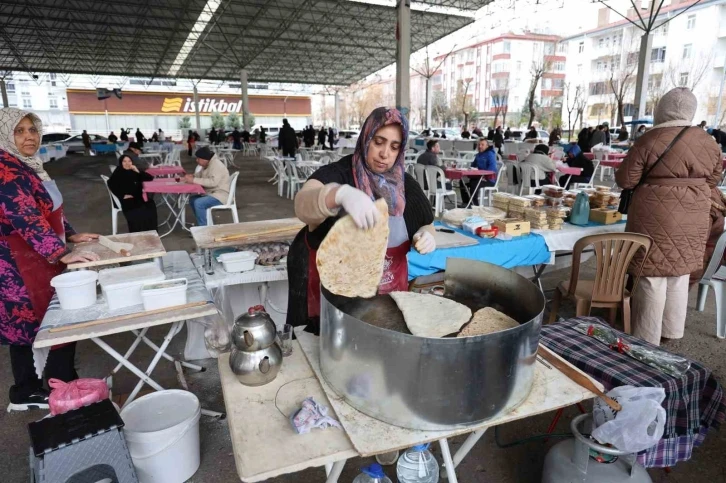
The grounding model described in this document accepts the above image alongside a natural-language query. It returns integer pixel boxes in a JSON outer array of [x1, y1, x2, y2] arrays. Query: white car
[[62, 133, 108, 153]]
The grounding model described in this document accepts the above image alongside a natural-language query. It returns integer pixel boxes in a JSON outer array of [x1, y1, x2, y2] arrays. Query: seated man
[[417, 139, 442, 167], [521, 143, 556, 187], [462, 138, 497, 206], [184, 147, 230, 226]]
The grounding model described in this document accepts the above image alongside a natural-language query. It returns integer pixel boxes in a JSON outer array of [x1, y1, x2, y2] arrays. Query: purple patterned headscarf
[[352, 107, 409, 217]]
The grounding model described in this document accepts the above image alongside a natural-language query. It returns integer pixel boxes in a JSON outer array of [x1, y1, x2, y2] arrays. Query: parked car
[[506, 129, 550, 143], [42, 132, 71, 144], [429, 127, 461, 139], [338, 130, 359, 140], [62, 134, 108, 153]]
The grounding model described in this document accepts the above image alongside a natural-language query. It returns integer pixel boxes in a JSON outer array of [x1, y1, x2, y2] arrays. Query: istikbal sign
[[162, 97, 244, 114]]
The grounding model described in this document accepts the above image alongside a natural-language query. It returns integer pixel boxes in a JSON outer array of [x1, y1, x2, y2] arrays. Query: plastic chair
[[100, 175, 123, 235], [504, 161, 521, 194], [207, 172, 240, 226], [413, 164, 428, 196], [424, 165, 457, 216], [285, 161, 305, 199], [518, 164, 544, 196], [548, 233, 653, 334], [479, 166, 505, 206], [573, 160, 600, 190], [696, 230, 726, 338], [109, 165, 117, 174]]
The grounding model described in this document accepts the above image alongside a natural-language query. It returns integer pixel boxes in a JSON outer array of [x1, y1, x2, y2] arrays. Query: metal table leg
[[440, 429, 488, 478], [325, 460, 347, 483], [438, 438, 459, 483]]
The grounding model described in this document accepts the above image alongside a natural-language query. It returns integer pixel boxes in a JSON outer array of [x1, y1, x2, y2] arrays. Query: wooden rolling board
[[219, 346, 357, 482], [191, 218, 304, 249], [68, 231, 165, 269], [296, 330, 602, 457]]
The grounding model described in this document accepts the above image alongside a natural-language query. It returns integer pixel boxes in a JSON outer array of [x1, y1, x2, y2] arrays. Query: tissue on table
[[290, 397, 341, 434], [462, 216, 490, 235]]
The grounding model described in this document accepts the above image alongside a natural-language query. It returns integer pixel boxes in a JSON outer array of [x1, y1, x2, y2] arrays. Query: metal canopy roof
[[0, 0, 491, 85]]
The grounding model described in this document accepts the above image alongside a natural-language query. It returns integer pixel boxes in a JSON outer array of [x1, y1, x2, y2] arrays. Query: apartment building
[[432, 32, 566, 128], [561, 0, 726, 129]]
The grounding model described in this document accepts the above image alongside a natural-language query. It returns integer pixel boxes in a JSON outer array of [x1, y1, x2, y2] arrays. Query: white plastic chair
[[573, 160, 600, 190], [479, 166, 505, 206], [504, 161, 521, 194], [696, 230, 726, 338], [207, 172, 240, 226], [519, 164, 544, 196], [285, 161, 305, 199], [100, 175, 122, 235], [413, 164, 428, 197], [109, 165, 117, 174], [271, 159, 289, 196], [164, 149, 181, 166], [424, 165, 457, 216]]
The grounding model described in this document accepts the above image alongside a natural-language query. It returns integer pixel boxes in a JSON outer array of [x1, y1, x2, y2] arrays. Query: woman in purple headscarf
[[286, 107, 435, 333]]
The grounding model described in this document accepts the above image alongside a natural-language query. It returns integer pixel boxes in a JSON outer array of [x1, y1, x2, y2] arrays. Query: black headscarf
[[107, 154, 148, 204]]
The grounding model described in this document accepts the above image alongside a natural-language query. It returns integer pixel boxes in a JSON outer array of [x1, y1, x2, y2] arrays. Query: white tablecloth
[[533, 221, 626, 252]]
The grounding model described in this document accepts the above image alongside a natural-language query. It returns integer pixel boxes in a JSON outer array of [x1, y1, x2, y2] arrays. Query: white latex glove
[[413, 230, 436, 254], [334, 185, 380, 230]]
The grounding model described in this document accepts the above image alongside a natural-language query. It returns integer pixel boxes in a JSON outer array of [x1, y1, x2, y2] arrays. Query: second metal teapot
[[231, 305, 277, 352]]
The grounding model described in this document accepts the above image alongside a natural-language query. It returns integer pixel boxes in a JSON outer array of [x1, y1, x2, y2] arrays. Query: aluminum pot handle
[[243, 330, 255, 348], [259, 356, 271, 374]]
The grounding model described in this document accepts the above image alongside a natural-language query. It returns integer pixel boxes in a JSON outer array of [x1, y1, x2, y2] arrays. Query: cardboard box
[[589, 208, 622, 224], [493, 218, 531, 236]]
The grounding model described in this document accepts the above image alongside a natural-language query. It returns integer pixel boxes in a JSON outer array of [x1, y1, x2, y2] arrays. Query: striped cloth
[[541, 316, 726, 468]]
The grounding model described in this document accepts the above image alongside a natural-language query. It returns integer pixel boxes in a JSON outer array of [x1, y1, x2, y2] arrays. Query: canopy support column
[[0, 79, 8, 108], [334, 91, 340, 129], [240, 69, 250, 131], [425, 76, 432, 129], [633, 32, 653, 120], [193, 84, 201, 132], [395, 0, 411, 117]]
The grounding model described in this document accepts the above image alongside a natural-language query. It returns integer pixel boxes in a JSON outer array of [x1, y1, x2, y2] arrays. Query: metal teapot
[[229, 344, 283, 386], [231, 305, 277, 352]]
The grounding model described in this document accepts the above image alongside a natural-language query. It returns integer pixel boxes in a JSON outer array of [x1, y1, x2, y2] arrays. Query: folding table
[[143, 180, 206, 237], [34, 251, 223, 417], [443, 168, 496, 208]]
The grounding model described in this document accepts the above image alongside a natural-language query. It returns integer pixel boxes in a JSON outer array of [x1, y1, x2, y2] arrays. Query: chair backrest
[[225, 171, 239, 206], [700, 229, 726, 283], [504, 161, 520, 190], [319, 155, 332, 165], [100, 175, 121, 210], [413, 164, 427, 194], [570, 233, 653, 304], [424, 165, 446, 192], [491, 166, 506, 190]]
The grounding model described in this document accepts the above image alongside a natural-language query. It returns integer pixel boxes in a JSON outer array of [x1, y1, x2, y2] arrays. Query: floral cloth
[[0, 150, 71, 345]]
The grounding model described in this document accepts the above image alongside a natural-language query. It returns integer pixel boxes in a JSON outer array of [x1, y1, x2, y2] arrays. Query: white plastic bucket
[[50, 271, 98, 310], [121, 390, 201, 483]]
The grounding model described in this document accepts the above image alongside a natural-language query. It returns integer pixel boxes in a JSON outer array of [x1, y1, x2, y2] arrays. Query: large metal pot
[[229, 344, 283, 386], [319, 258, 545, 430]]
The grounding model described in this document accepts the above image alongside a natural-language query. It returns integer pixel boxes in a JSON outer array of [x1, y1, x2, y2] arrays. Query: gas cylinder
[[542, 414, 652, 483]]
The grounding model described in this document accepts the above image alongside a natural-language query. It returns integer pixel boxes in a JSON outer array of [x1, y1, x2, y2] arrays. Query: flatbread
[[317, 198, 389, 298], [389, 291, 472, 338], [458, 307, 519, 337]]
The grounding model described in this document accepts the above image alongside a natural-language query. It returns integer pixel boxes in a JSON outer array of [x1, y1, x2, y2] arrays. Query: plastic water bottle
[[352, 463, 392, 483], [396, 444, 439, 483]]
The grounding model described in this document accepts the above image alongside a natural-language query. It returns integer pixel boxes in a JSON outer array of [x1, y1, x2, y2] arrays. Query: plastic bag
[[48, 378, 109, 416], [591, 385, 666, 453]]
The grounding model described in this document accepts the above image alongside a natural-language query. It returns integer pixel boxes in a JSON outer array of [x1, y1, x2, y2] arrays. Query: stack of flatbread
[[389, 291, 472, 338], [317, 198, 389, 298], [457, 307, 519, 337]]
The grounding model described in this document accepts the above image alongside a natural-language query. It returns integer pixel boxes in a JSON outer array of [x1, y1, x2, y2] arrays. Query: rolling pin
[[214, 226, 299, 242], [538, 345, 622, 412], [98, 235, 133, 256]]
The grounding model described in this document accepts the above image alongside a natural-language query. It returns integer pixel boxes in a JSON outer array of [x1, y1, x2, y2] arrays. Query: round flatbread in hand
[[390, 291, 472, 338], [458, 307, 519, 337], [317, 198, 389, 298]]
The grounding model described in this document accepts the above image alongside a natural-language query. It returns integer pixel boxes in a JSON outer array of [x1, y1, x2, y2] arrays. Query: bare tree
[[667, 49, 714, 91], [527, 42, 556, 128], [491, 78, 510, 129], [454, 78, 476, 128], [564, 83, 584, 141], [575, 94, 587, 131], [411, 45, 457, 128]]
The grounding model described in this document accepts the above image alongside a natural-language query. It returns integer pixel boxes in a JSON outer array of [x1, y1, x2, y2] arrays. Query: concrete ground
[[1, 151, 724, 482]]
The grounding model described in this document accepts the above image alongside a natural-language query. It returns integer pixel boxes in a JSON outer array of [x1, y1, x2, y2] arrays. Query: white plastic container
[[141, 278, 188, 311], [50, 271, 98, 310], [98, 263, 165, 310], [121, 390, 201, 483], [218, 251, 258, 273]]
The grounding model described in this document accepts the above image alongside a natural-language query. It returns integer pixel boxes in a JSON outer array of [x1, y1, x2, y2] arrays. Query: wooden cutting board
[[433, 229, 479, 249], [191, 218, 305, 249], [67, 231, 166, 269]]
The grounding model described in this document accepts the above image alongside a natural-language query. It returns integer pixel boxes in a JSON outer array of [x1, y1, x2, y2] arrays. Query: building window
[[21, 86, 30, 96], [503, 41, 511, 53], [686, 14, 695, 30], [648, 74, 662, 90], [513, 96, 519, 105], [589, 82, 607, 96], [22, 98, 32, 109], [577, 64, 583, 74], [627, 52, 639, 66], [578, 41, 585, 53], [679, 72, 689, 87], [6, 82, 14, 92], [516, 61, 522, 71], [598, 38, 604, 49], [554, 61, 566, 72], [553, 78, 564, 89], [557, 43, 568, 54], [49, 73, 57, 80], [682, 44, 692, 60], [651, 47, 666, 63], [49, 98, 58, 109]]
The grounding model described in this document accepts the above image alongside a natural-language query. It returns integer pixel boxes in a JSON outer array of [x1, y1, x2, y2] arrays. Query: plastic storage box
[[141, 278, 188, 311], [218, 251, 258, 273], [98, 263, 165, 310]]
